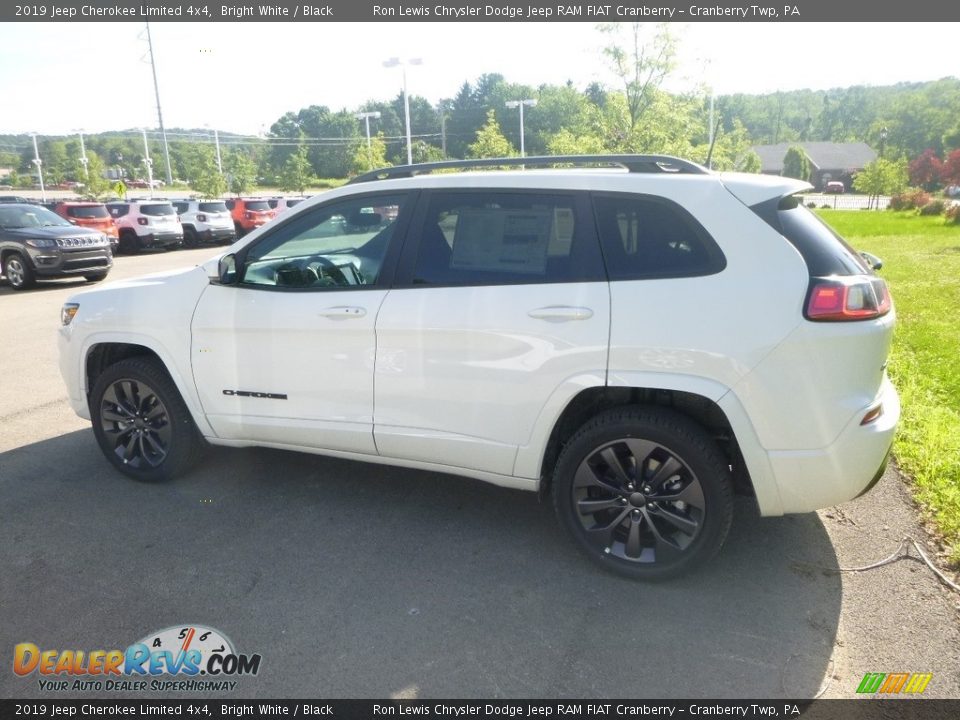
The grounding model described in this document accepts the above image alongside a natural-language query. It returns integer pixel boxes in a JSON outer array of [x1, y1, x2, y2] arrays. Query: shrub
[[945, 204, 960, 225], [918, 199, 946, 216], [806, 201, 817, 209], [889, 188, 932, 210]]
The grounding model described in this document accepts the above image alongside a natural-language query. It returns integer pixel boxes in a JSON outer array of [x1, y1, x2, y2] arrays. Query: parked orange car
[[51, 202, 119, 251], [224, 198, 275, 237]]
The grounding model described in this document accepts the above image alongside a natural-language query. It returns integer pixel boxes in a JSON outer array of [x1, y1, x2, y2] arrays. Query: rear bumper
[[198, 227, 236, 243], [140, 231, 183, 248], [765, 375, 900, 513]]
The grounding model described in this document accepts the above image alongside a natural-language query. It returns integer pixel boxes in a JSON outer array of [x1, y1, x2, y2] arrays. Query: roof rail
[[347, 154, 708, 185]]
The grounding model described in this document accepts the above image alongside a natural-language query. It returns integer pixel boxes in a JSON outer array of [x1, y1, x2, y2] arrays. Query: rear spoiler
[[718, 172, 812, 207]]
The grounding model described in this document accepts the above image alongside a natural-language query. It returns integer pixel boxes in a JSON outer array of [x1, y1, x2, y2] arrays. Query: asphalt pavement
[[1, 247, 957, 700]]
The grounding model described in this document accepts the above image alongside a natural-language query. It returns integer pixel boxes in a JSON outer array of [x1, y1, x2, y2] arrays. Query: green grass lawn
[[817, 210, 960, 563]]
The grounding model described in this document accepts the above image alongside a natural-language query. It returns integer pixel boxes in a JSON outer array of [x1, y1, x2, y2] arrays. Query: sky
[[0, 21, 956, 138]]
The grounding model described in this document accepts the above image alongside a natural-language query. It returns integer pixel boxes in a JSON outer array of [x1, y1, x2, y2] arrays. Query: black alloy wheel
[[553, 407, 733, 579], [90, 358, 204, 481]]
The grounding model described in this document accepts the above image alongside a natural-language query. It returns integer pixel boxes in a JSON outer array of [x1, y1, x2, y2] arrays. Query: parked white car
[[59, 155, 898, 578], [105, 200, 183, 253], [172, 199, 236, 246], [268, 196, 308, 214]]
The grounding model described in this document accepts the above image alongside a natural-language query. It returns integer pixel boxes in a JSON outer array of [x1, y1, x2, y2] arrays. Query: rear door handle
[[527, 306, 594, 322], [319, 306, 366, 319]]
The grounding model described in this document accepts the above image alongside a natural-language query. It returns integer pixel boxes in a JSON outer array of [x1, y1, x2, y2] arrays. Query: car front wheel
[[553, 407, 733, 579], [90, 358, 205, 481], [4, 252, 36, 290]]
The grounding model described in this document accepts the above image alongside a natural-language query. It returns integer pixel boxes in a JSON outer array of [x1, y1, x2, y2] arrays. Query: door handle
[[319, 306, 366, 319], [527, 306, 594, 322]]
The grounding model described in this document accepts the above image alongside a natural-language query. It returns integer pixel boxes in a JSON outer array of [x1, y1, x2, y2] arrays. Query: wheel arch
[[83, 338, 216, 439], [533, 379, 779, 515]]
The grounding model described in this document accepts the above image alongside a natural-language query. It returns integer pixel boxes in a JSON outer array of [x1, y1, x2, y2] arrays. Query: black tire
[[552, 406, 733, 580], [4, 252, 36, 290], [90, 358, 205, 482], [85, 272, 109, 283], [119, 229, 140, 254], [234, 222, 246, 238], [183, 226, 199, 248]]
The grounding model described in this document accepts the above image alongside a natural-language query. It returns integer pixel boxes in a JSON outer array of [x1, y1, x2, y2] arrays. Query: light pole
[[74, 129, 89, 180], [879, 126, 888, 158], [383, 57, 423, 165], [30, 133, 45, 202], [355, 111, 382, 170], [143, 22, 173, 185], [206, 124, 223, 175], [505, 98, 537, 158], [141, 129, 154, 198]]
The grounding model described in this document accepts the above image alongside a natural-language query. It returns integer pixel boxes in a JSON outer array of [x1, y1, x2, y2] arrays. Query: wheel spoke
[[573, 461, 620, 496], [625, 515, 643, 558], [650, 504, 700, 535], [656, 479, 705, 507], [577, 497, 624, 515], [643, 510, 684, 562], [584, 506, 630, 535], [121, 433, 138, 462], [102, 385, 136, 419], [102, 408, 131, 424], [599, 446, 633, 486], [646, 455, 683, 491]]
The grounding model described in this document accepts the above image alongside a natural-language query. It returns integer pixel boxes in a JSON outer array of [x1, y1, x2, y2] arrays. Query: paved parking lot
[[1, 248, 958, 699]]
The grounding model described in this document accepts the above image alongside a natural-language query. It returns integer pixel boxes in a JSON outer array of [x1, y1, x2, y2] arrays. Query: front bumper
[[30, 248, 113, 278], [766, 376, 900, 514]]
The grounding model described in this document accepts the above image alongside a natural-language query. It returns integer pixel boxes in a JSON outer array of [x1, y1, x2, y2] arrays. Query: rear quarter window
[[592, 193, 726, 280]]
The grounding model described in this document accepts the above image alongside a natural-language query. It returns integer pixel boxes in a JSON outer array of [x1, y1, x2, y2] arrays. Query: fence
[[800, 193, 890, 210]]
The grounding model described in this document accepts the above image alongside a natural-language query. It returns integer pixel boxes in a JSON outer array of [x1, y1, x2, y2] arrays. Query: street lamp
[[73, 129, 89, 180], [30, 133, 45, 202], [383, 57, 423, 165], [505, 98, 538, 158], [141, 129, 154, 198], [355, 111, 382, 171]]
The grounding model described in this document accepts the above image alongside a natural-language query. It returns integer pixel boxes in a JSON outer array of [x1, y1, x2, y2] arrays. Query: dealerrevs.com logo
[[13, 625, 262, 692]]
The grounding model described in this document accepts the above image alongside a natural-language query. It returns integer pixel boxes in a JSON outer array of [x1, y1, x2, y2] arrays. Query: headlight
[[61, 303, 79, 326], [26, 237, 57, 248]]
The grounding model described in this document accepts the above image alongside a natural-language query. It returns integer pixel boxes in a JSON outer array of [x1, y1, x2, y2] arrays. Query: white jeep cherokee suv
[[58, 156, 898, 578], [172, 199, 236, 246], [106, 200, 183, 253]]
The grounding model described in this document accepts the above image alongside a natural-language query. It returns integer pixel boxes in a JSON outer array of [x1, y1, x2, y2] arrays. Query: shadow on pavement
[[0, 431, 841, 699]]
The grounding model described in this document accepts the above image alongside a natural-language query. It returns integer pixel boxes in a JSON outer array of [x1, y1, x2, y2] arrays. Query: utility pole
[[30, 133, 45, 202], [77, 129, 89, 179], [144, 22, 173, 185], [141, 129, 155, 198]]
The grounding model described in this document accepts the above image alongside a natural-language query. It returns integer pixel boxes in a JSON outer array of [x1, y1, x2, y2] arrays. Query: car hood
[[2, 225, 102, 240]]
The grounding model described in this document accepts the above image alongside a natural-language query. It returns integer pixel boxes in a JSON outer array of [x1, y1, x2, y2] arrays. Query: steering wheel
[[307, 256, 362, 286]]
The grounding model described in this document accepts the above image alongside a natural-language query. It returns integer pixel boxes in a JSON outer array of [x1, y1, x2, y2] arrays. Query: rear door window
[[409, 191, 604, 286]]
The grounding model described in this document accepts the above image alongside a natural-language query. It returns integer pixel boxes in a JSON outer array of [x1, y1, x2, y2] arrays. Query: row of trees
[[3, 25, 959, 198]]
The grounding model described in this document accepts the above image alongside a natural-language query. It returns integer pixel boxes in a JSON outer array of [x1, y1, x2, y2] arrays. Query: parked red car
[[50, 201, 119, 251], [225, 198, 275, 236]]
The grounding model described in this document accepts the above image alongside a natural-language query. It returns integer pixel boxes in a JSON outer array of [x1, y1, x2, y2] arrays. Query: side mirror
[[218, 254, 238, 284], [859, 251, 883, 271]]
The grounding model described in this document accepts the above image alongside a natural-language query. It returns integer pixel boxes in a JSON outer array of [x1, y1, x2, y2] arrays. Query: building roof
[[752, 142, 877, 173]]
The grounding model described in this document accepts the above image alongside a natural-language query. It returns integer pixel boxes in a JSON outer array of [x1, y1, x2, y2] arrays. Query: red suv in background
[[50, 202, 119, 252], [225, 198, 275, 237]]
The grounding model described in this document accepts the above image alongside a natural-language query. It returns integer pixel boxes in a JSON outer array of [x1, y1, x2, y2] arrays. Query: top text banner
[[5, 0, 960, 22]]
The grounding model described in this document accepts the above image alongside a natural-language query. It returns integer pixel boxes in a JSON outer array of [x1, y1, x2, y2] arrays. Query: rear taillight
[[806, 276, 891, 322], [197, 213, 207, 222], [137, 217, 148, 226]]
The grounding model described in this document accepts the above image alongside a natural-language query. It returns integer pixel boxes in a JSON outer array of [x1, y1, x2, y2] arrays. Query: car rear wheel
[[552, 407, 733, 579], [4, 252, 36, 290], [119, 229, 140, 254], [183, 227, 199, 247], [90, 358, 205, 482]]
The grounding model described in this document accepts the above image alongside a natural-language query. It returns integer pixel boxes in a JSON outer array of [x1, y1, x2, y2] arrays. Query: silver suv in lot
[[0, 203, 112, 290], [58, 156, 898, 578], [172, 199, 236, 246], [106, 200, 183, 253]]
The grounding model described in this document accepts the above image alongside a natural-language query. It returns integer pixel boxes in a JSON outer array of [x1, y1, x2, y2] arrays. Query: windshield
[[140, 204, 176, 217], [0, 205, 71, 229], [66, 205, 110, 219], [245, 200, 271, 212], [199, 202, 228, 213]]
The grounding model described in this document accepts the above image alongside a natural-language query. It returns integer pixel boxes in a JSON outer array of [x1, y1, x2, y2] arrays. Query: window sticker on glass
[[451, 208, 553, 274], [548, 206, 575, 257]]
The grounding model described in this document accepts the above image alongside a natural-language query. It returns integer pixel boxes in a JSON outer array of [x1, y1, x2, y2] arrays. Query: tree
[[737, 150, 762, 174], [225, 151, 256, 196], [75, 150, 110, 200], [279, 140, 314, 193], [545, 128, 606, 156], [467, 110, 515, 159], [942, 150, 960, 187], [599, 23, 677, 130], [908, 149, 944, 191], [853, 158, 908, 208], [351, 133, 390, 175], [782, 146, 811, 182], [187, 145, 228, 198]]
